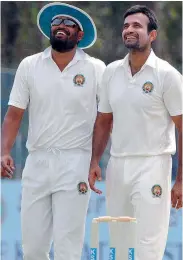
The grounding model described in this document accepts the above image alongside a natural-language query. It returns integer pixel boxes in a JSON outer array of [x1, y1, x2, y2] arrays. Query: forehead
[[124, 13, 149, 26]]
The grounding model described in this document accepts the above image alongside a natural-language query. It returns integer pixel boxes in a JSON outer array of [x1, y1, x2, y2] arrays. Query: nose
[[57, 22, 67, 29], [54, 23, 70, 34], [125, 25, 135, 34]]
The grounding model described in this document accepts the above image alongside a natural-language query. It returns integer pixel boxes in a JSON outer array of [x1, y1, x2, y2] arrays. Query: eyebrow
[[123, 22, 143, 26]]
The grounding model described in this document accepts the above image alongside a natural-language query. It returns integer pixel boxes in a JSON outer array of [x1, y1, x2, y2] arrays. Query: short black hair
[[123, 5, 158, 32]]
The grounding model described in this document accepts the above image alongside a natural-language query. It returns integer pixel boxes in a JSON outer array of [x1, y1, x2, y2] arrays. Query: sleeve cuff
[[8, 101, 27, 110]]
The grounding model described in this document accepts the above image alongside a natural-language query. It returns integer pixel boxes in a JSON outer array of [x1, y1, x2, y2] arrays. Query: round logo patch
[[142, 81, 154, 93], [77, 181, 88, 194], [151, 185, 162, 198], [73, 74, 85, 86]]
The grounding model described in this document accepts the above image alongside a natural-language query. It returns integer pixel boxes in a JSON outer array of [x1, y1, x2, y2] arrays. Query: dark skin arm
[[88, 112, 113, 194], [171, 115, 182, 209], [1, 106, 25, 178]]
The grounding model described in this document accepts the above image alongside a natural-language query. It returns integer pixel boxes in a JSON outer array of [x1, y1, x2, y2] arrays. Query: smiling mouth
[[125, 36, 137, 40], [56, 31, 67, 36]]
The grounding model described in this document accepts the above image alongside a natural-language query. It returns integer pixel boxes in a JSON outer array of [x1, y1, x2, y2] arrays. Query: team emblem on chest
[[77, 181, 88, 195], [142, 81, 154, 93], [73, 74, 85, 87], [151, 184, 162, 198]]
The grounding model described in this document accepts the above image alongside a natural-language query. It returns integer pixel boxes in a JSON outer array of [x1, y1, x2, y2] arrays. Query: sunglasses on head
[[51, 17, 80, 29]]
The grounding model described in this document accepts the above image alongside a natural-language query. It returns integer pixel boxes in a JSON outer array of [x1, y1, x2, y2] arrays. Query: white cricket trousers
[[106, 154, 172, 260], [21, 149, 91, 260]]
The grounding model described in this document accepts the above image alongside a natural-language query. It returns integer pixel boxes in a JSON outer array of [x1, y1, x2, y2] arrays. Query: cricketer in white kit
[[1, 3, 106, 260], [89, 5, 182, 260]]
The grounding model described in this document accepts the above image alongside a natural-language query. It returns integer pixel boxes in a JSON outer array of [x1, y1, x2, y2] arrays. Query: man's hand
[[1, 154, 15, 179], [88, 162, 102, 194], [171, 179, 182, 209]]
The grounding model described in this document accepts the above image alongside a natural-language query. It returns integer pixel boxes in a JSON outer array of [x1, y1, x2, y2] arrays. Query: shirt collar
[[120, 49, 157, 69], [42, 46, 88, 61], [144, 49, 157, 68]]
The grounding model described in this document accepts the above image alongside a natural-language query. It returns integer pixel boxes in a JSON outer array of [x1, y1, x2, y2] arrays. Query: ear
[[78, 30, 84, 41], [149, 30, 157, 43]]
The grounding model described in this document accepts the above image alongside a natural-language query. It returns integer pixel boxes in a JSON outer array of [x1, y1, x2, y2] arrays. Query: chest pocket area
[[136, 79, 163, 112], [61, 73, 97, 114]]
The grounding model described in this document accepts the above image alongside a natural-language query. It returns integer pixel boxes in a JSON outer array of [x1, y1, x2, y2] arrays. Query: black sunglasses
[[51, 18, 80, 29]]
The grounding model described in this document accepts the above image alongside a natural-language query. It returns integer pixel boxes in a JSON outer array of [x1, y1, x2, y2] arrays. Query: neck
[[51, 47, 77, 71], [129, 47, 151, 75]]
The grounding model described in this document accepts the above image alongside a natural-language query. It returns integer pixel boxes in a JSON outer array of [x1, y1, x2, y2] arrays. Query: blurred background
[[1, 1, 182, 260]]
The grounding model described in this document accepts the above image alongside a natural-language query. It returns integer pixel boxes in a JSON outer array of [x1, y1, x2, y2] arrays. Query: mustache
[[124, 33, 139, 39], [53, 29, 70, 36]]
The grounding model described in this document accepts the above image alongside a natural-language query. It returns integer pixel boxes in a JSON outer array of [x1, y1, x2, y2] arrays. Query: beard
[[123, 35, 149, 52], [124, 37, 141, 50], [50, 30, 79, 53]]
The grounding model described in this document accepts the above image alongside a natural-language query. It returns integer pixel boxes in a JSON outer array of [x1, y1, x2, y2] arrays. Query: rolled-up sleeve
[[8, 58, 30, 109], [94, 60, 106, 103], [98, 67, 112, 113], [163, 68, 183, 116]]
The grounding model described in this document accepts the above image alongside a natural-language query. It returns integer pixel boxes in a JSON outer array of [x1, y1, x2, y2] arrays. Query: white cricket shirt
[[9, 47, 106, 152], [98, 50, 182, 157]]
